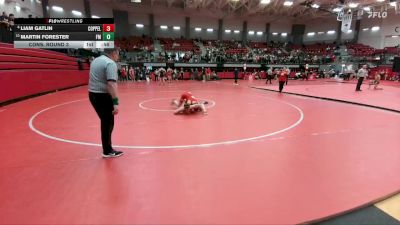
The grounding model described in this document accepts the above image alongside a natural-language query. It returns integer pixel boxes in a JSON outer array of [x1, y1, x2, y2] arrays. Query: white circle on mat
[[29, 98, 304, 149], [138, 97, 216, 112]]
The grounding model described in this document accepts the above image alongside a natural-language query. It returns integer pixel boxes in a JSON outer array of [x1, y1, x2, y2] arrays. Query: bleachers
[[384, 47, 400, 55], [304, 43, 335, 55], [204, 40, 248, 55], [0, 43, 89, 103], [115, 36, 154, 52], [160, 38, 200, 52], [347, 43, 375, 57], [287, 43, 335, 55], [248, 42, 268, 49]]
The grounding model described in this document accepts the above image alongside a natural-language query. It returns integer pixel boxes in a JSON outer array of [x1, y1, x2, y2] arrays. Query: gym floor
[[0, 79, 399, 224]]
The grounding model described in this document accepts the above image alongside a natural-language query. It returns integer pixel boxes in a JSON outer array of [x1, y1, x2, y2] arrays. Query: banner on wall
[[341, 11, 352, 33], [337, 10, 344, 21], [357, 10, 363, 20], [395, 3, 400, 15]]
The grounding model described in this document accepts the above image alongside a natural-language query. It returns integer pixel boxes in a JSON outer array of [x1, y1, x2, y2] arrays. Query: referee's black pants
[[266, 76, 272, 84], [356, 77, 364, 91], [279, 81, 285, 92], [89, 92, 114, 154]]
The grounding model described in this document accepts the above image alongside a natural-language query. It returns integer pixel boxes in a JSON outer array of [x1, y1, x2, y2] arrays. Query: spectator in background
[[128, 66, 135, 82], [234, 68, 239, 85], [179, 68, 184, 80], [0, 12, 9, 43], [266, 68, 273, 84], [28, 14, 33, 19], [0, 12, 8, 21], [121, 66, 127, 82], [285, 67, 290, 85], [7, 14, 14, 28], [193, 68, 198, 80], [1, 12, 12, 43], [211, 70, 220, 80]]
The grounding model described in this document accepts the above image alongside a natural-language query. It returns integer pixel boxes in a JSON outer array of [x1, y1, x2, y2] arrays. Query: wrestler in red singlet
[[179, 92, 198, 106]]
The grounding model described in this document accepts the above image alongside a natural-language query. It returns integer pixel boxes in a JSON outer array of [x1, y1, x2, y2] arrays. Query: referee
[[356, 64, 368, 91], [88, 48, 123, 158]]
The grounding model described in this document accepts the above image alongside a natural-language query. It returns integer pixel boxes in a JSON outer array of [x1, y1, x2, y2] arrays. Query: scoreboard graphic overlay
[[13, 18, 115, 49]]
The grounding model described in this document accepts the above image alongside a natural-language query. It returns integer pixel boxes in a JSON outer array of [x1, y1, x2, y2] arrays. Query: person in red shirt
[[121, 67, 127, 82], [278, 69, 287, 93], [171, 91, 208, 115], [206, 68, 212, 81]]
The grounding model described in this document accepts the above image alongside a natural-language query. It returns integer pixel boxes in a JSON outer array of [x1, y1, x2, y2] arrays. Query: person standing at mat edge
[[234, 68, 239, 85], [356, 65, 368, 92], [278, 69, 287, 93], [88, 48, 124, 158]]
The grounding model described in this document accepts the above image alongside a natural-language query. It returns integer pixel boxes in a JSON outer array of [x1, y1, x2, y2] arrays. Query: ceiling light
[[15, 5, 21, 11], [363, 28, 370, 31], [195, 27, 202, 31], [389, 1, 397, 6], [317, 32, 324, 34], [225, 29, 231, 33], [307, 32, 315, 36], [283, 1, 293, 6], [260, 0, 271, 4], [333, 7, 342, 12], [363, 6, 371, 11], [52, 6, 63, 12], [136, 24, 144, 28], [376, 0, 385, 2], [311, 4, 320, 8], [272, 32, 278, 35], [371, 26, 380, 31], [392, 35, 399, 38], [160, 25, 168, 29], [281, 33, 287, 36], [72, 10, 82, 16], [36, 0, 41, 3], [92, 15, 100, 18], [131, 0, 141, 2], [347, 30, 352, 33], [257, 31, 263, 35], [327, 30, 336, 34], [349, 3, 359, 8], [207, 28, 213, 32], [173, 26, 180, 30], [248, 31, 255, 35], [234, 30, 240, 33]]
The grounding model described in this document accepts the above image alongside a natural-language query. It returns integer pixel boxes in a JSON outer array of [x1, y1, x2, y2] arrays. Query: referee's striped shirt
[[88, 55, 118, 93], [357, 68, 368, 78]]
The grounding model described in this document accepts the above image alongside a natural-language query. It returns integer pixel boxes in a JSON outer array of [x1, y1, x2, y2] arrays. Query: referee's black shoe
[[102, 150, 124, 158]]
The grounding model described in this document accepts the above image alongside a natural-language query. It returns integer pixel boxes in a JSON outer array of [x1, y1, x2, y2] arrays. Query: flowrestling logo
[[367, 10, 388, 19]]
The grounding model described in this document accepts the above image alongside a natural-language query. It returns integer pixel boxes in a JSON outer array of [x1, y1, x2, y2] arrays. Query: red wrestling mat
[[0, 80, 399, 224], [253, 80, 400, 112]]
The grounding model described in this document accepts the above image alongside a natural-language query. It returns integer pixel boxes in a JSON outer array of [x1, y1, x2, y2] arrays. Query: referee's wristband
[[112, 97, 119, 105]]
